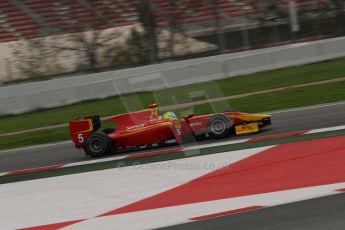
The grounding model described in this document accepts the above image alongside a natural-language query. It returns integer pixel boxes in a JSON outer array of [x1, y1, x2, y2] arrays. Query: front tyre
[[207, 114, 232, 139], [84, 132, 112, 157]]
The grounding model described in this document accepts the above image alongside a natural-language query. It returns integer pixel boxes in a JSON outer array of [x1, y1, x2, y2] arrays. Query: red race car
[[69, 104, 271, 157]]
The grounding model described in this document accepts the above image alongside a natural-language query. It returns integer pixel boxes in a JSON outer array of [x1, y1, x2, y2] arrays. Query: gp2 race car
[[69, 104, 271, 157]]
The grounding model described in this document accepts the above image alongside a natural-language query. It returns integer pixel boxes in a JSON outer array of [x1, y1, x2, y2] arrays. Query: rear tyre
[[207, 114, 232, 139], [84, 132, 112, 157]]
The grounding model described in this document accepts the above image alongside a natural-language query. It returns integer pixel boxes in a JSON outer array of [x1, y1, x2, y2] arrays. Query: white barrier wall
[[1, 37, 345, 115]]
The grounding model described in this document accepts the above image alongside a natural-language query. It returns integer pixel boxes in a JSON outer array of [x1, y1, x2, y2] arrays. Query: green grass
[[1, 57, 345, 134], [173, 80, 345, 116], [0, 97, 128, 134], [156, 57, 345, 105], [0, 127, 70, 151], [1, 80, 345, 151]]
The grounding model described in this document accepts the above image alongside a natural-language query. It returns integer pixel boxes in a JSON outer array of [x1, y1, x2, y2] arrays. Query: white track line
[[0, 140, 250, 175], [66, 183, 345, 230], [2, 100, 345, 154], [306, 125, 345, 134], [0, 141, 71, 154], [63, 155, 132, 167], [185, 139, 250, 151], [2, 124, 345, 176], [0, 147, 270, 229], [267, 100, 345, 114]]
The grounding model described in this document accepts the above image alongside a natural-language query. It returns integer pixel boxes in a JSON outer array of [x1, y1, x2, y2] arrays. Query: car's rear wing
[[69, 115, 101, 148]]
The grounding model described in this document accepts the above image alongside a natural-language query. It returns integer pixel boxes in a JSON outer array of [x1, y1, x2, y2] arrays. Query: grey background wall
[[1, 36, 345, 115]]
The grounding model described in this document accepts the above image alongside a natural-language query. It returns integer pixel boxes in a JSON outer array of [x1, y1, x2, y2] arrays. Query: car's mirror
[[185, 113, 195, 119]]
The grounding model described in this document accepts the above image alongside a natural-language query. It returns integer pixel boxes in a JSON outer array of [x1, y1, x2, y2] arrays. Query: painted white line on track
[[185, 139, 250, 151], [267, 100, 345, 114], [0, 141, 71, 154], [0, 140, 249, 175], [50, 140, 251, 169], [0, 147, 271, 229], [2, 100, 345, 154], [63, 155, 129, 168], [56, 183, 345, 230], [305, 125, 345, 134], [3, 140, 345, 229], [60, 139, 253, 168], [0, 140, 252, 176], [2, 123, 345, 176]]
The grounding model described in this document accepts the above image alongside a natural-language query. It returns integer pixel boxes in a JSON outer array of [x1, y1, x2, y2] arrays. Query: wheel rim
[[210, 119, 226, 134], [89, 138, 104, 153]]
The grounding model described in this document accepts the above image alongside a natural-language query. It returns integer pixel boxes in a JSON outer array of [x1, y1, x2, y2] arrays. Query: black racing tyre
[[102, 128, 116, 134], [195, 133, 208, 141], [157, 140, 166, 147], [207, 114, 232, 139], [84, 132, 112, 157]]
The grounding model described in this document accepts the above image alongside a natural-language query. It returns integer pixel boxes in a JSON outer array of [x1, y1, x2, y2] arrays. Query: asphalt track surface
[[160, 192, 345, 230], [1, 101, 345, 172]]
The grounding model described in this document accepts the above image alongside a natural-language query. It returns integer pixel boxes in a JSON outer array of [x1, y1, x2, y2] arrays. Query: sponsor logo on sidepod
[[190, 122, 202, 127], [127, 124, 145, 130]]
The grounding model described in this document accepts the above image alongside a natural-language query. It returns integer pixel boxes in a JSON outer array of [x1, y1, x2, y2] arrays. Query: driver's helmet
[[163, 111, 177, 120]]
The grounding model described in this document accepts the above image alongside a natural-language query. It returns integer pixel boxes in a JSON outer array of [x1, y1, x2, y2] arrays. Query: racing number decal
[[77, 133, 84, 143], [176, 129, 181, 136], [174, 119, 182, 136]]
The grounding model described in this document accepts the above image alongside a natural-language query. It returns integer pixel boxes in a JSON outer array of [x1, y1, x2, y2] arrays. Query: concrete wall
[[1, 36, 345, 115], [0, 26, 216, 83]]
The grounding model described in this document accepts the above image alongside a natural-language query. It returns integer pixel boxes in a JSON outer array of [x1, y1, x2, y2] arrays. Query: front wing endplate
[[235, 123, 259, 135]]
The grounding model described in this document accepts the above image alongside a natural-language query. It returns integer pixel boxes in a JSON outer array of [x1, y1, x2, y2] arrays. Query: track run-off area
[[0, 101, 345, 229]]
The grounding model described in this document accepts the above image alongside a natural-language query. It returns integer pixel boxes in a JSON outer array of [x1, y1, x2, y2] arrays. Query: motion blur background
[[1, 0, 345, 150], [1, 2, 345, 229], [0, 0, 344, 84]]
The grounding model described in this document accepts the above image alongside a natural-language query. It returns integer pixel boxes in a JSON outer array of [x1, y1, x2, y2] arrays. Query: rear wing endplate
[[69, 115, 101, 148]]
